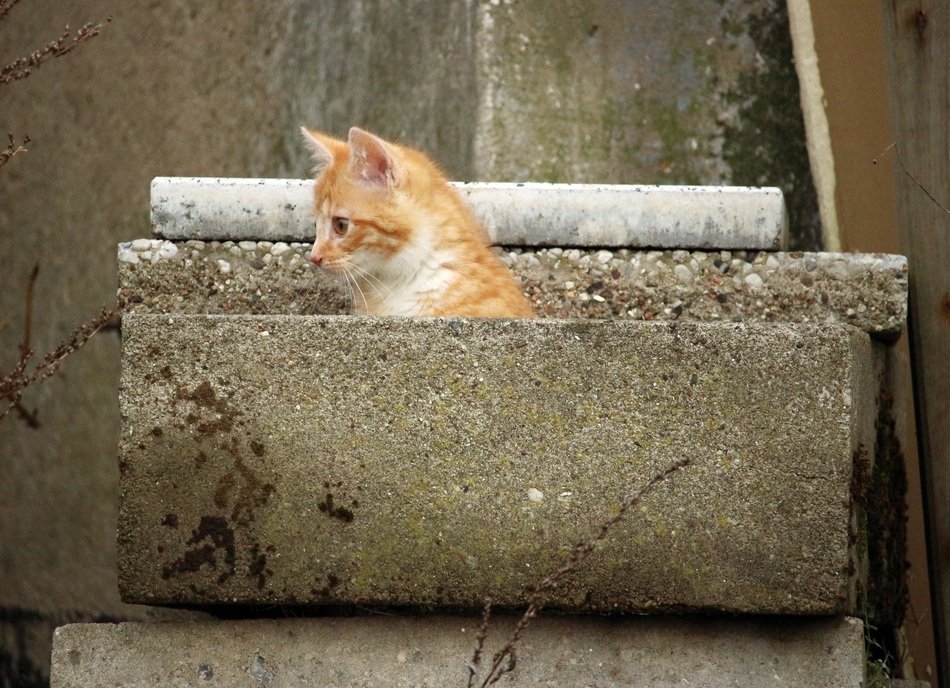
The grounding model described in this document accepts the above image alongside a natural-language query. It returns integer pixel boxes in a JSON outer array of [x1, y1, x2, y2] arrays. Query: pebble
[[744, 273, 764, 289], [565, 249, 581, 262], [140, 250, 152, 261], [594, 250, 613, 264], [117, 248, 140, 264], [548, 247, 563, 257], [271, 242, 291, 256], [527, 488, 544, 503], [564, 281, 575, 290], [824, 261, 849, 280], [217, 259, 232, 274], [157, 242, 178, 260], [131, 238, 151, 251], [239, 241, 258, 251], [673, 264, 693, 284]]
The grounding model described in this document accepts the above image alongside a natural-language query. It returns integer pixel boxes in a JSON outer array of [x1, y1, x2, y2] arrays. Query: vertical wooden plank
[[881, 2, 950, 684]]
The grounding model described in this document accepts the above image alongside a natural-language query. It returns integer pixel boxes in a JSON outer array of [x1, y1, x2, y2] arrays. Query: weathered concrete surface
[[151, 177, 788, 249], [51, 615, 866, 688], [118, 241, 908, 338], [118, 316, 873, 612], [0, 1, 818, 683]]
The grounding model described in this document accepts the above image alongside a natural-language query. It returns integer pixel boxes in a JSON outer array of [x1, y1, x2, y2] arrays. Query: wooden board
[[881, 2, 950, 683]]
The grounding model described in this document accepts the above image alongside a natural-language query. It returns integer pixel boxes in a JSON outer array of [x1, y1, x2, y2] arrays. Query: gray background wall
[[0, 1, 813, 683]]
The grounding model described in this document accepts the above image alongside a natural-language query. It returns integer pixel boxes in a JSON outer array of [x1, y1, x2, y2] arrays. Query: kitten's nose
[[310, 254, 324, 267]]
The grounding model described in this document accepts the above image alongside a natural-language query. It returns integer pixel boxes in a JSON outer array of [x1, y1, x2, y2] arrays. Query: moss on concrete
[[119, 315, 870, 613], [720, 4, 822, 250]]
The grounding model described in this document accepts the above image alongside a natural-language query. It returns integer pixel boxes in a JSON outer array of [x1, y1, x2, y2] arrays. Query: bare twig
[[18, 263, 38, 358], [874, 142, 950, 216], [0, 17, 111, 86], [0, 133, 29, 168], [466, 598, 493, 688], [469, 457, 692, 686], [1, 294, 132, 427], [0, 0, 21, 22]]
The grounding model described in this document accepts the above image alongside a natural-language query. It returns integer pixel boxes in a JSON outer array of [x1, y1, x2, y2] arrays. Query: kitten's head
[[300, 126, 437, 280]]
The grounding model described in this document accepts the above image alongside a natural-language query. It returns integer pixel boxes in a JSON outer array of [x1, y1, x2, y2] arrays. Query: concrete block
[[51, 615, 867, 687], [118, 316, 873, 613], [150, 177, 788, 249], [118, 241, 908, 339]]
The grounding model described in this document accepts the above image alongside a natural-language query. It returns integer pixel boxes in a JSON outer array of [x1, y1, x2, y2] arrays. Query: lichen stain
[[175, 380, 240, 434], [318, 492, 355, 523], [312, 572, 342, 598], [162, 515, 236, 584], [213, 455, 276, 526], [248, 542, 276, 590]]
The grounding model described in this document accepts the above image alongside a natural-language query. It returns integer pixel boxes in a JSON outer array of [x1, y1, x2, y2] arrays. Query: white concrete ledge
[[51, 616, 865, 688], [150, 177, 788, 249]]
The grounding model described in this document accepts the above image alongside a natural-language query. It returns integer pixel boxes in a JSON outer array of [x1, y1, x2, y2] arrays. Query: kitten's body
[[302, 126, 534, 318]]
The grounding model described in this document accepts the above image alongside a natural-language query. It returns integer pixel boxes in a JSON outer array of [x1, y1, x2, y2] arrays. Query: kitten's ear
[[348, 127, 399, 189], [300, 126, 339, 175]]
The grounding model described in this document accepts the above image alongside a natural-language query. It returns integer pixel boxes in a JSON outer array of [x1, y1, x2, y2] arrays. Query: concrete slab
[[118, 316, 873, 613], [50, 615, 866, 688], [118, 241, 908, 339], [150, 177, 788, 249]]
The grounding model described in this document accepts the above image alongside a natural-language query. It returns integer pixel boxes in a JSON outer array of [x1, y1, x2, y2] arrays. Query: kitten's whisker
[[340, 268, 359, 312], [342, 265, 370, 313], [346, 262, 392, 301], [340, 271, 356, 312]]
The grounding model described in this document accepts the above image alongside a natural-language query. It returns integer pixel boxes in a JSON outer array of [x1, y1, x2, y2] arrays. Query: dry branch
[[467, 457, 692, 686], [0, 133, 29, 168], [0, 17, 111, 86], [0, 272, 136, 427], [874, 142, 950, 216], [0, 0, 21, 22]]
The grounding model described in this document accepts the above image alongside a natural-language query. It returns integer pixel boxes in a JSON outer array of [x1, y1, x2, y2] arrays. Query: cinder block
[[150, 177, 788, 249], [51, 616, 866, 688], [118, 316, 873, 613]]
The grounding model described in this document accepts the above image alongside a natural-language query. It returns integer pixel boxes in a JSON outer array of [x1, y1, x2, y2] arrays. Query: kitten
[[300, 126, 535, 318]]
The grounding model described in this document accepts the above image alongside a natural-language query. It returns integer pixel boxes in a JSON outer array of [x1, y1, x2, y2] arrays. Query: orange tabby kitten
[[300, 126, 535, 318]]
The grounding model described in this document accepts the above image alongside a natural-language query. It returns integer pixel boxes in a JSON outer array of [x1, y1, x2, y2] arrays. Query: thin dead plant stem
[[0, 0, 21, 22], [0, 133, 29, 168], [874, 142, 950, 216], [0, 17, 111, 86], [1, 266, 135, 427], [466, 457, 692, 687]]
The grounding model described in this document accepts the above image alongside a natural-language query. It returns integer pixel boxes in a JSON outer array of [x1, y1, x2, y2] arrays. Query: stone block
[[150, 177, 788, 249], [51, 616, 866, 688], [118, 316, 873, 613], [118, 241, 908, 339]]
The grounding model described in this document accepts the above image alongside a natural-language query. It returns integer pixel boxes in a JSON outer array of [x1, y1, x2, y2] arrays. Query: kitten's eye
[[332, 216, 349, 236]]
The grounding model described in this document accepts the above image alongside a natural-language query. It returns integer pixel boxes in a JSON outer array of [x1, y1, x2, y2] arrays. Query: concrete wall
[[0, 1, 815, 683]]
